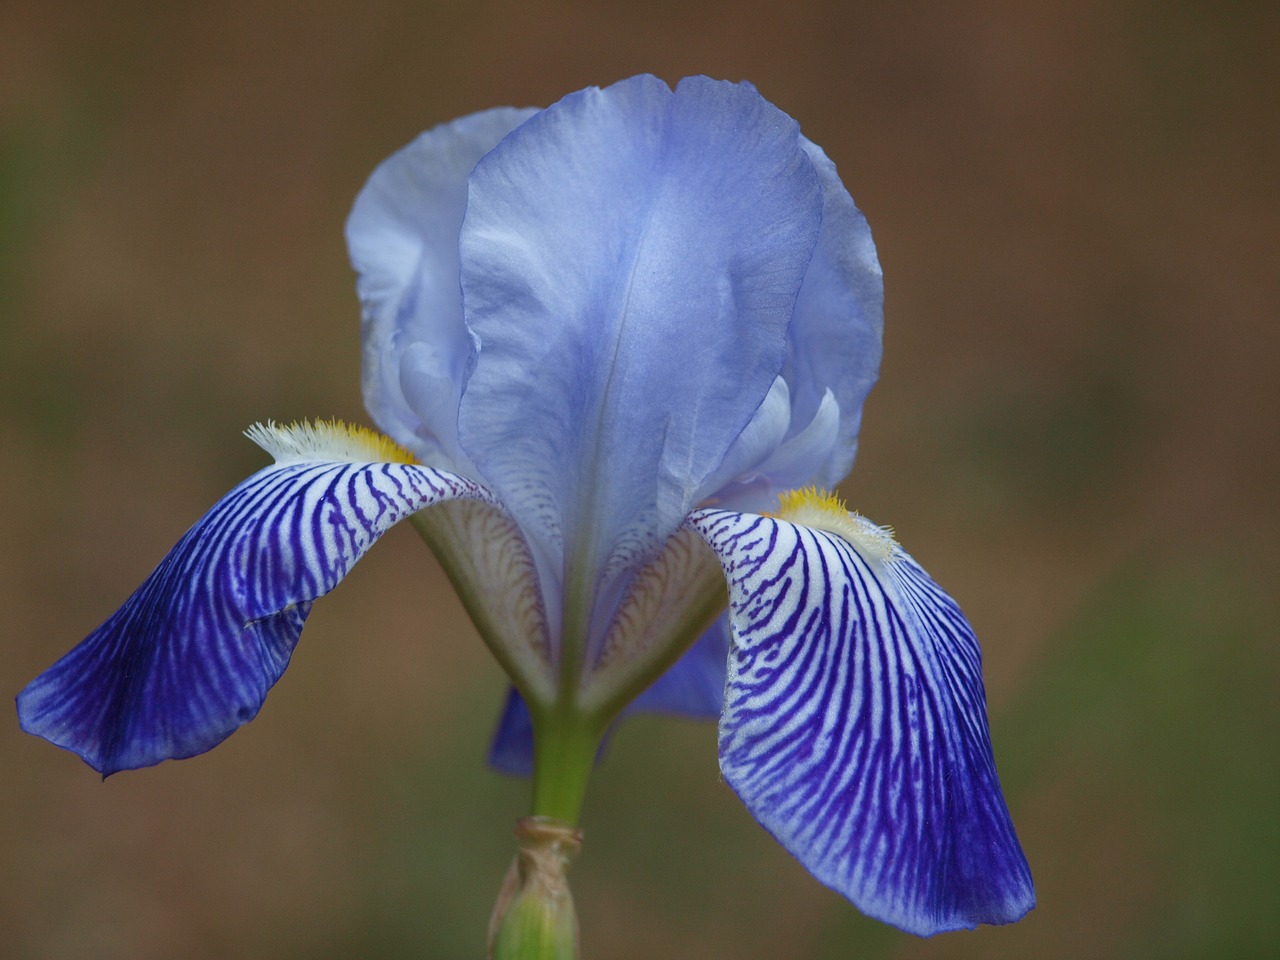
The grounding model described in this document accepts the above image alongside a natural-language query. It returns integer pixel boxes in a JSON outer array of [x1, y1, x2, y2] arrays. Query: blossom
[[17, 75, 1033, 936]]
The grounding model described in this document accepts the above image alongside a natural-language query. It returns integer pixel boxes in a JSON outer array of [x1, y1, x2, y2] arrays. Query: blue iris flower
[[17, 75, 1033, 936]]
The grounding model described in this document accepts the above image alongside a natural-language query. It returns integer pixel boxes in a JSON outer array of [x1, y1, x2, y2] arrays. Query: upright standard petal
[[17, 422, 495, 775], [347, 107, 537, 467], [687, 501, 1034, 935], [457, 75, 823, 607], [699, 142, 883, 510], [783, 139, 883, 489]]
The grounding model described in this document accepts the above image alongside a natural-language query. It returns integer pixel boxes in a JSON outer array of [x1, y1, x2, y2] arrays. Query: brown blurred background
[[2, 2, 1276, 958]]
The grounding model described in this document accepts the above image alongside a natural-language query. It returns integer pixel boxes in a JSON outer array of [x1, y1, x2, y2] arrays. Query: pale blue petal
[[752, 388, 841, 492], [457, 75, 822, 605], [687, 509, 1034, 935], [18, 456, 494, 775], [346, 107, 537, 466], [694, 377, 792, 506], [689, 138, 882, 507], [784, 139, 884, 487], [705, 388, 842, 515]]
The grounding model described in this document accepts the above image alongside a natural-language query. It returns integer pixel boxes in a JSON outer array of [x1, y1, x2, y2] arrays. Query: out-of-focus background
[[2, 2, 1276, 958]]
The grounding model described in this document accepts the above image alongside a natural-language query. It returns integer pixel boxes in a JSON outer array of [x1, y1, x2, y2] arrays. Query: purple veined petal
[[411, 497, 556, 704], [347, 106, 538, 467], [17, 422, 499, 776], [687, 507, 1034, 936], [784, 138, 884, 488], [580, 524, 726, 714], [489, 524, 728, 776], [457, 75, 823, 615]]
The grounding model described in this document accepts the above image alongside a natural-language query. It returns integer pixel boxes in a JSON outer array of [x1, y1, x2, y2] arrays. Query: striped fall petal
[[686, 504, 1034, 936], [17, 421, 497, 776]]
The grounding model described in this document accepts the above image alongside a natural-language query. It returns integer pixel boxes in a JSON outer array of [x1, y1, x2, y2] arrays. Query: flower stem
[[489, 717, 598, 959], [529, 711, 603, 826]]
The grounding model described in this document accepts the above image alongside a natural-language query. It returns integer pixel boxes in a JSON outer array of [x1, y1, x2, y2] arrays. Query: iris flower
[[18, 75, 1033, 937]]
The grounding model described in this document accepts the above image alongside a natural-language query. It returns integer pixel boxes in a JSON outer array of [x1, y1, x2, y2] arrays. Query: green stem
[[530, 710, 603, 825]]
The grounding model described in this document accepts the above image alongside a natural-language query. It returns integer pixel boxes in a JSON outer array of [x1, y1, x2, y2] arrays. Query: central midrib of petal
[[559, 151, 671, 697]]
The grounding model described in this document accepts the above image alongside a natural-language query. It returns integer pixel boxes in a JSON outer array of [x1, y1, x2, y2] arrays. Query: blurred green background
[[2, 1, 1276, 958]]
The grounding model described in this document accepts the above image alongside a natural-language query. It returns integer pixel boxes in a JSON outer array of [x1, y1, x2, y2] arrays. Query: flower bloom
[[18, 75, 1033, 936]]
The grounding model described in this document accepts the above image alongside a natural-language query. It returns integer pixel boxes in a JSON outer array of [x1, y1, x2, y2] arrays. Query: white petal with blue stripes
[[687, 502, 1034, 935], [17, 421, 496, 776]]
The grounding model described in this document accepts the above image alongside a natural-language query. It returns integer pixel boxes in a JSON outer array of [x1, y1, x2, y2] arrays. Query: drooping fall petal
[[687, 506, 1034, 935], [18, 422, 496, 775]]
